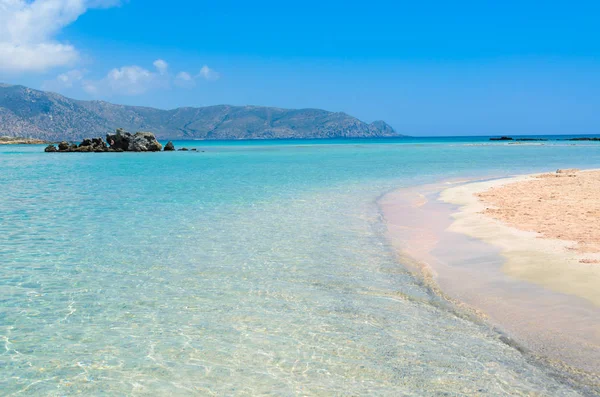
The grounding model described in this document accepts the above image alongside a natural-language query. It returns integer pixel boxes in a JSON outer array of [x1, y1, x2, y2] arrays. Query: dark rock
[[76, 137, 108, 152], [44, 144, 57, 152], [191, 148, 197, 151], [568, 137, 600, 141], [106, 128, 130, 151], [178, 148, 189, 151], [164, 141, 175, 151], [45, 128, 164, 153], [75, 145, 93, 152], [490, 136, 513, 141], [92, 138, 106, 148], [106, 129, 162, 152]]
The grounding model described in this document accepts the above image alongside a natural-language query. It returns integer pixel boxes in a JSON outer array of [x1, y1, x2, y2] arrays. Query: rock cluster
[[568, 137, 600, 141], [46, 138, 114, 152], [44, 129, 165, 152]]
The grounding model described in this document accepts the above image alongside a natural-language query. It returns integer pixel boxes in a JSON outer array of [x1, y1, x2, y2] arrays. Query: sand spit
[[380, 171, 600, 379], [441, 169, 600, 306]]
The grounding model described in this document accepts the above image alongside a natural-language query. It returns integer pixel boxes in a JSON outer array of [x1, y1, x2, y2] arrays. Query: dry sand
[[478, 169, 600, 258], [441, 169, 600, 306]]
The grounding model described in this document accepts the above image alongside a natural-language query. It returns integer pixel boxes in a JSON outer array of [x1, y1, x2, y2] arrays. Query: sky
[[0, 0, 599, 136]]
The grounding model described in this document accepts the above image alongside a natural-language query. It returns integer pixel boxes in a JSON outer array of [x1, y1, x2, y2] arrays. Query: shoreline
[[440, 170, 600, 306], [379, 170, 600, 385], [0, 137, 51, 145]]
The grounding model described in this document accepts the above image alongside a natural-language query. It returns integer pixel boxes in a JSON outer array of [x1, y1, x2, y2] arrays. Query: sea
[[1, 136, 599, 396]]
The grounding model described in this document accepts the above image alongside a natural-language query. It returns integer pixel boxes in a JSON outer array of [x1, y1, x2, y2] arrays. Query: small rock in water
[[44, 144, 57, 152], [164, 141, 175, 151], [58, 141, 70, 151], [178, 148, 189, 151]]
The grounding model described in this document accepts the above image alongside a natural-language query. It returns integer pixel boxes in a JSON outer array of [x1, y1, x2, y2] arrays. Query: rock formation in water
[[106, 129, 162, 152], [164, 141, 175, 151], [44, 129, 163, 152], [568, 137, 600, 141]]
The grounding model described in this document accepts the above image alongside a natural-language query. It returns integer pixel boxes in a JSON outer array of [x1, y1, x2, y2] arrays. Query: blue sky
[[1, 0, 599, 136]]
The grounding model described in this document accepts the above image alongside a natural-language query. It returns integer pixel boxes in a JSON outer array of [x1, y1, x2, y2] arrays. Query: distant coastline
[[0, 136, 50, 145], [0, 83, 400, 141]]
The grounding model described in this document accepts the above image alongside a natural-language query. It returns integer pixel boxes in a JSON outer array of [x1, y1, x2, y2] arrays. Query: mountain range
[[0, 84, 401, 140]]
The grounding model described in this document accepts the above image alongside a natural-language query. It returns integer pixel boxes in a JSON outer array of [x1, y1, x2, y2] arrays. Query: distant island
[[490, 136, 600, 142], [0, 83, 401, 141]]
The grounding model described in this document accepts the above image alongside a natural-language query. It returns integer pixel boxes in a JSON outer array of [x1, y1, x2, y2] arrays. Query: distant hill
[[0, 84, 401, 140]]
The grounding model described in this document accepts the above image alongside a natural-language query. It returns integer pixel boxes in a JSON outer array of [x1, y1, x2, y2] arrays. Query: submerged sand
[[381, 170, 600, 380]]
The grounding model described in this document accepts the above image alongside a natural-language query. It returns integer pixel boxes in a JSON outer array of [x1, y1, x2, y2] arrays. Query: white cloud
[[153, 59, 168, 75], [44, 60, 221, 96], [42, 69, 87, 91], [198, 65, 220, 81], [174, 71, 195, 88], [173, 65, 221, 88], [106, 65, 157, 95], [0, 0, 120, 73], [82, 80, 98, 94], [77, 59, 171, 95]]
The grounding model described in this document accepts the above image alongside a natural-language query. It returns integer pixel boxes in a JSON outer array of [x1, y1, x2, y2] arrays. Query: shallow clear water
[[1, 139, 600, 395]]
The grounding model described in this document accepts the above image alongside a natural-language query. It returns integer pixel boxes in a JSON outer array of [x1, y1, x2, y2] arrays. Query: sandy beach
[[442, 169, 600, 306], [381, 169, 600, 381]]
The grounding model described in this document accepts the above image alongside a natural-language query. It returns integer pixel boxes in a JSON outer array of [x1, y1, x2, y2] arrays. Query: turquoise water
[[1, 139, 600, 395]]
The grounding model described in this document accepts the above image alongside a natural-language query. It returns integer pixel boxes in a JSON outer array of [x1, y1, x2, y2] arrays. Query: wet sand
[[442, 169, 600, 306], [380, 172, 600, 382]]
